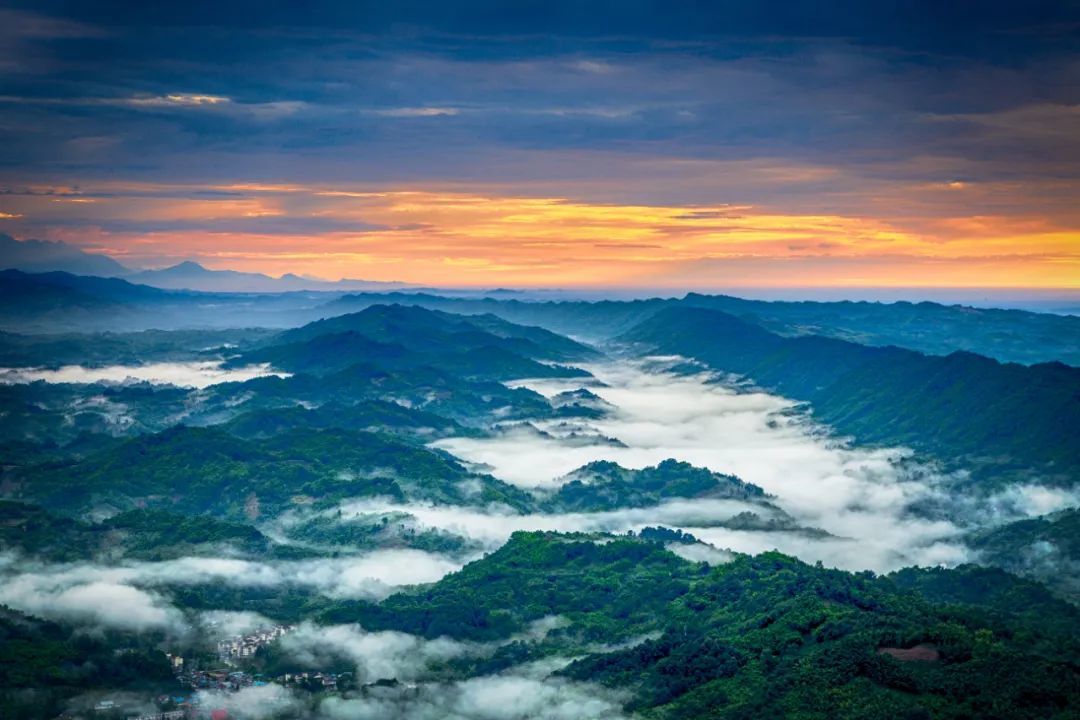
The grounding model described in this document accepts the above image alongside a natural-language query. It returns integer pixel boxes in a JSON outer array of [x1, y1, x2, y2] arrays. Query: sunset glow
[[3, 183, 1076, 288], [1, 3, 1077, 291], [3, 5, 1080, 716]]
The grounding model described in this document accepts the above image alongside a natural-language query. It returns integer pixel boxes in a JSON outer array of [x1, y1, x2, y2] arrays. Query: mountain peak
[[162, 261, 210, 273]]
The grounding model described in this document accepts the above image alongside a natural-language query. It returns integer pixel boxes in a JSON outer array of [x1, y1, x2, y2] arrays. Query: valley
[[0, 295, 1077, 719], [5, 5, 1078, 718]]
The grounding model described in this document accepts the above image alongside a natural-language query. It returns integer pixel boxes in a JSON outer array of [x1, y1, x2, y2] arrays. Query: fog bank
[[430, 358, 1074, 572], [0, 548, 462, 634], [0, 361, 286, 388]]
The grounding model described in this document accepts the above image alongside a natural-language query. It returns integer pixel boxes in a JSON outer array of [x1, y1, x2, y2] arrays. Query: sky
[[0, 1, 1077, 289]]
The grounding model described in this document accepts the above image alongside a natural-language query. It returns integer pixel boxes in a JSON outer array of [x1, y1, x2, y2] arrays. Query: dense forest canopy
[[0, 294, 1076, 719]]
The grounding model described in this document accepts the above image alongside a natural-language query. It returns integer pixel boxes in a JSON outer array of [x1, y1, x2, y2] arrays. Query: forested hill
[[679, 292, 1080, 366], [228, 304, 597, 379], [343, 531, 1080, 720], [4, 267, 1077, 366], [323, 291, 1080, 366], [622, 307, 1080, 486], [275, 303, 596, 361], [13, 425, 533, 519]]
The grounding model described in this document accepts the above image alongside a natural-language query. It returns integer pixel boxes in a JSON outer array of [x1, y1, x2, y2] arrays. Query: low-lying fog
[[7, 356, 1070, 640], [0, 549, 460, 635], [7, 355, 1074, 718], [426, 357, 1075, 573], [0, 361, 287, 388]]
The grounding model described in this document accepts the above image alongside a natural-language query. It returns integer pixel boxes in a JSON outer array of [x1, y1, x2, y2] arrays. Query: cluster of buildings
[[181, 669, 267, 693], [278, 671, 344, 691], [215, 625, 293, 663], [165, 653, 185, 672], [85, 625, 348, 720]]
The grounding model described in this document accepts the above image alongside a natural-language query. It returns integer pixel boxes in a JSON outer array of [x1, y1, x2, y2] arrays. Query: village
[[88, 625, 348, 720], [212, 625, 293, 665]]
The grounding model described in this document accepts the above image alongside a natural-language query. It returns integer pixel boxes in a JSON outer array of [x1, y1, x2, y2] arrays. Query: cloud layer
[[430, 359, 1075, 571], [0, 548, 463, 634], [6, 357, 1073, 644], [1, 2, 1076, 287], [0, 361, 286, 388]]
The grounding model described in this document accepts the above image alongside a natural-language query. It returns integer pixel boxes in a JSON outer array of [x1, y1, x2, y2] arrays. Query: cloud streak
[[317, 667, 629, 720], [0, 548, 463, 634], [0, 361, 287, 388], [280, 622, 477, 683]]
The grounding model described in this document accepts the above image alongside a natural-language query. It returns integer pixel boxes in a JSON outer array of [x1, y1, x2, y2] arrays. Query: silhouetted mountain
[[279, 303, 596, 361], [0, 268, 170, 305], [0, 269, 347, 332], [0, 234, 130, 277], [679, 292, 1080, 366], [323, 291, 1080, 365], [234, 305, 594, 380], [0, 270, 177, 332], [323, 291, 666, 342], [229, 331, 411, 375], [130, 260, 409, 292], [4, 265, 1076, 366]]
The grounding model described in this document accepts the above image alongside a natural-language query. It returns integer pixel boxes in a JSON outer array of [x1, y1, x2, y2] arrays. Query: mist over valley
[[0, 293, 1077, 719], [3, 3, 1079, 716]]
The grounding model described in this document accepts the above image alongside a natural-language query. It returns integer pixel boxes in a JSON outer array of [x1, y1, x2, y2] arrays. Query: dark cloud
[[11, 2, 1078, 54], [0, 1, 1076, 223]]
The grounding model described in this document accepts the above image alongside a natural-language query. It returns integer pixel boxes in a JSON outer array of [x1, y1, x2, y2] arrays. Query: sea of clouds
[[8, 357, 1071, 641], [428, 358, 1077, 572], [9, 355, 1077, 719]]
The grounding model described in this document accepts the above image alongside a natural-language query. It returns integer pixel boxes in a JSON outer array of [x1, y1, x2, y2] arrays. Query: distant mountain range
[[0, 269, 321, 332], [0, 234, 410, 293], [0, 234, 130, 277], [325, 290, 1080, 366], [3, 268, 1080, 368], [5, 266, 1075, 489], [126, 260, 412, 293]]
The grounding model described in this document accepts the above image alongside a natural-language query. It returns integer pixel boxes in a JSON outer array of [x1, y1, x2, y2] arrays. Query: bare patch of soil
[[878, 643, 940, 662]]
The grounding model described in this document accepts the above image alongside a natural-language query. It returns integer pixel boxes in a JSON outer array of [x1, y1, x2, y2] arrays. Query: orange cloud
[[3, 182, 1077, 288]]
